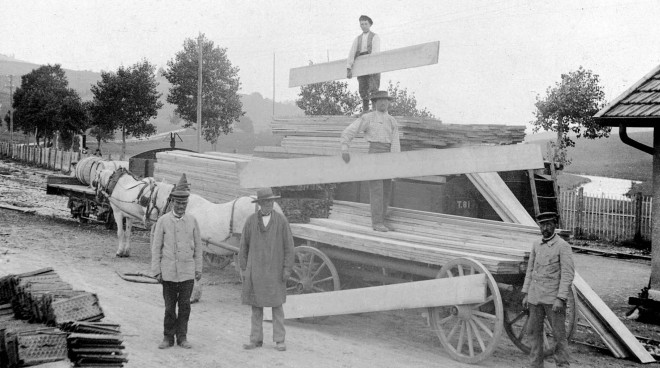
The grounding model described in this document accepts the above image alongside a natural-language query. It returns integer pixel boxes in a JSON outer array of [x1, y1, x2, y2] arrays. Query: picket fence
[[0, 142, 101, 174], [560, 188, 651, 243]]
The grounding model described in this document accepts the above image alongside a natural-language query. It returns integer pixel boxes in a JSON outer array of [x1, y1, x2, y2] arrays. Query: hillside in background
[[525, 130, 652, 182], [0, 54, 303, 137]]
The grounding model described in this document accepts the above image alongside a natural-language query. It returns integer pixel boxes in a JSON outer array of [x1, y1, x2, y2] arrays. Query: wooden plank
[[575, 294, 628, 358], [265, 274, 486, 320], [289, 41, 439, 87], [573, 273, 655, 363], [466, 172, 537, 227], [237, 144, 544, 188]]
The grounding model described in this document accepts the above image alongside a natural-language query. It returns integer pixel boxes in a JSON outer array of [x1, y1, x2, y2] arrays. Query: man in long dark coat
[[239, 187, 295, 352]]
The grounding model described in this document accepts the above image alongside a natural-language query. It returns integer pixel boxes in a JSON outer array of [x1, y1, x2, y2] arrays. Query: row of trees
[[4, 33, 608, 168], [4, 34, 243, 158]]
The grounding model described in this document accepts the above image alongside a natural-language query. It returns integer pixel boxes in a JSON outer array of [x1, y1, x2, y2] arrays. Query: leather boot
[[158, 337, 174, 349]]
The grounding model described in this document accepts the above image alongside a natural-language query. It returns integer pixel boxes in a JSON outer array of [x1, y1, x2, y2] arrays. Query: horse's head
[[140, 179, 175, 224]]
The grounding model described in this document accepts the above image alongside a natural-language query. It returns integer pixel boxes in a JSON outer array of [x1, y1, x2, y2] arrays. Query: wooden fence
[[0, 142, 99, 174], [560, 187, 651, 243]]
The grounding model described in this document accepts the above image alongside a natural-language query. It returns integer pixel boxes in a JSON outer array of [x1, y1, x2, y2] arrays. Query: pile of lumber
[[290, 200, 539, 275], [268, 116, 526, 156], [154, 151, 334, 222], [153, 151, 259, 203]]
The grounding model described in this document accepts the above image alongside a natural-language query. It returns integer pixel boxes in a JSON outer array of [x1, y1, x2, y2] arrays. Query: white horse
[[95, 168, 158, 257]]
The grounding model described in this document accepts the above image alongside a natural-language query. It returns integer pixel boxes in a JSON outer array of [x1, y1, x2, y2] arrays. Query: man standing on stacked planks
[[347, 15, 381, 113], [522, 212, 575, 367], [341, 90, 400, 232]]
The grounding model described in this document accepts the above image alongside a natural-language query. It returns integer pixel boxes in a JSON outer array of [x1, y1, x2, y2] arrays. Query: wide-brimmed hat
[[370, 90, 394, 101], [536, 212, 558, 223], [251, 187, 280, 203], [170, 174, 190, 200], [359, 15, 373, 25]]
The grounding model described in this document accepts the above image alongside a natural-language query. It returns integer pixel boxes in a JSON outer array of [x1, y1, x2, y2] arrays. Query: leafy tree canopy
[[90, 59, 162, 157], [297, 80, 360, 115], [531, 66, 608, 167], [163, 34, 243, 144], [11, 64, 88, 148], [296, 79, 436, 118], [386, 81, 435, 118]]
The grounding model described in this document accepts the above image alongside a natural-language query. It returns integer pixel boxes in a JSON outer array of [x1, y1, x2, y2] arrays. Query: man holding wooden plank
[[347, 15, 381, 113], [341, 90, 400, 232], [522, 212, 575, 367]]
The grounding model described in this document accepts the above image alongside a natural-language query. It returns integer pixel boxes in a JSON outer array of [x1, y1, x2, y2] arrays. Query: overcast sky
[[2, 0, 660, 128]]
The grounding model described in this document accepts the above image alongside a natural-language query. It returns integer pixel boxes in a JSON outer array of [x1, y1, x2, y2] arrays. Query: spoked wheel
[[287, 246, 340, 322], [428, 258, 504, 364], [202, 252, 233, 270], [504, 286, 577, 356]]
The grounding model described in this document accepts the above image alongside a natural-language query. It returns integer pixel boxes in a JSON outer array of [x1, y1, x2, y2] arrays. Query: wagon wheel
[[287, 246, 340, 322], [503, 285, 577, 356], [203, 252, 233, 270], [428, 258, 504, 364]]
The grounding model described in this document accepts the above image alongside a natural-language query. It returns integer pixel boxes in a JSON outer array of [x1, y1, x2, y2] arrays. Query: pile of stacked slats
[[266, 116, 526, 156], [61, 322, 126, 368], [153, 151, 259, 203], [0, 269, 126, 368], [9, 269, 104, 324], [1, 327, 68, 368], [153, 151, 333, 222], [290, 200, 539, 275]]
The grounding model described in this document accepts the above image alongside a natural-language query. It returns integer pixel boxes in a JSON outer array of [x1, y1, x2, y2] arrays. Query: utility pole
[[272, 52, 275, 117], [8, 75, 14, 156], [196, 33, 203, 153]]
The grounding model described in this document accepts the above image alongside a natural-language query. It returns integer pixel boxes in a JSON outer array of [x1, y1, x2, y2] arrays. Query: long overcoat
[[239, 211, 295, 307]]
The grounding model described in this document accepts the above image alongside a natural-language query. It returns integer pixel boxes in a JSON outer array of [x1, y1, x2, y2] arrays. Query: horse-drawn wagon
[[280, 200, 577, 364]]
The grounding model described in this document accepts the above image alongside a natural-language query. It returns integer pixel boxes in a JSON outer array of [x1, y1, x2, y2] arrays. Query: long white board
[[265, 274, 486, 320], [237, 144, 544, 188], [289, 41, 440, 87]]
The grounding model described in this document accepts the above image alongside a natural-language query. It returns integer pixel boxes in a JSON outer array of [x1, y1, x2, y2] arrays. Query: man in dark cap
[[239, 188, 294, 352], [522, 212, 575, 367], [151, 174, 202, 349], [347, 15, 381, 113], [340, 91, 400, 232]]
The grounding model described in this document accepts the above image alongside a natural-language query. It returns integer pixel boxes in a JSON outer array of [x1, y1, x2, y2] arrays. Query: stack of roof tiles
[[0, 268, 126, 368], [61, 322, 126, 368]]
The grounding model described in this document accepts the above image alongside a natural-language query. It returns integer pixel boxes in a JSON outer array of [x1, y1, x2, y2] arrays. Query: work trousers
[[162, 279, 195, 342], [527, 303, 571, 368], [358, 73, 381, 111], [368, 142, 392, 226], [250, 305, 285, 344]]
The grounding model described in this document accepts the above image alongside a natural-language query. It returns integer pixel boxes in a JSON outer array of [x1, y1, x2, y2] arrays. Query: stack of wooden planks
[[290, 200, 539, 275], [268, 116, 526, 156], [153, 151, 265, 203]]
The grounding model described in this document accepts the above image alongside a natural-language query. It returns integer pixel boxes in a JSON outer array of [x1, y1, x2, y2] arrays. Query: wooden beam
[[466, 172, 537, 227], [289, 41, 439, 87], [265, 274, 486, 320], [237, 144, 544, 188], [573, 273, 656, 363]]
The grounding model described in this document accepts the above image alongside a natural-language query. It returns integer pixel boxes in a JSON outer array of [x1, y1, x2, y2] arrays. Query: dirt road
[[0, 158, 656, 367]]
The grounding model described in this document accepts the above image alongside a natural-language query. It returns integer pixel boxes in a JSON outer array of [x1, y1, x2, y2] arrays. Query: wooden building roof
[[595, 63, 660, 126]]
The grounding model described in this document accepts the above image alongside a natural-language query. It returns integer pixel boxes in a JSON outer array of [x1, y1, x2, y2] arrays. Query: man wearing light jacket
[[151, 174, 202, 350], [522, 212, 575, 367]]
